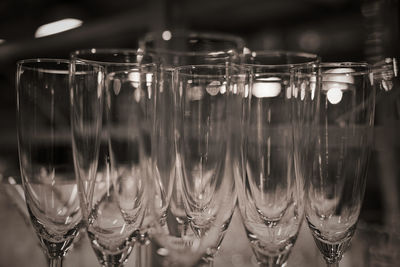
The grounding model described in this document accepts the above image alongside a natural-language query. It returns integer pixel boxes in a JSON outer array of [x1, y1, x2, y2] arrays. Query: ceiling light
[[34, 18, 83, 38]]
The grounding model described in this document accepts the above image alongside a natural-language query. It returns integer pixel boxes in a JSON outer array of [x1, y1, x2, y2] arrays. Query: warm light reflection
[[134, 87, 142, 103], [113, 79, 121, 96], [252, 77, 281, 98], [232, 84, 238, 94], [146, 73, 153, 86], [220, 82, 227, 94], [310, 75, 317, 100], [128, 71, 143, 102], [97, 72, 103, 99], [323, 68, 354, 104], [206, 81, 225, 96], [286, 86, 292, 99], [327, 86, 343, 105], [323, 68, 355, 84], [128, 71, 140, 88], [34, 18, 83, 38], [244, 84, 249, 98], [0, 39, 5, 44], [162, 30, 172, 41]]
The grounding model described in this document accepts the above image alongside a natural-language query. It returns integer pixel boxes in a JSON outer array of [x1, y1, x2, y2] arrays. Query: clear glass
[[139, 30, 245, 67], [149, 65, 237, 266], [16, 59, 83, 267], [291, 62, 319, 202], [140, 32, 245, 266], [237, 51, 318, 267], [150, 68, 177, 223], [304, 63, 375, 266], [70, 49, 155, 266], [86, 66, 154, 266]]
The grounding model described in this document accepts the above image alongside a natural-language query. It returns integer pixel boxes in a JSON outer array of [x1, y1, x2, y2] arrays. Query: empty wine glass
[[162, 64, 237, 266], [237, 51, 318, 267], [16, 59, 85, 267], [304, 62, 376, 267], [70, 49, 155, 266], [139, 31, 245, 267], [95, 66, 155, 266], [70, 49, 155, 225]]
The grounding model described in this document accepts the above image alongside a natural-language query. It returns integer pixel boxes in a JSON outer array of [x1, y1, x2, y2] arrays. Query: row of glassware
[[15, 31, 375, 267]]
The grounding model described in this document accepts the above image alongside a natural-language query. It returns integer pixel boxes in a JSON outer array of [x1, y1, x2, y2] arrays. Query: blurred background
[[0, 0, 399, 266]]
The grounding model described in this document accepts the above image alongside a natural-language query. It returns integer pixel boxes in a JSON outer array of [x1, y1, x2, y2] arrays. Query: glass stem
[[134, 244, 152, 267], [49, 257, 63, 267], [196, 261, 213, 267], [195, 257, 214, 267], [327, 262, 339, 267]]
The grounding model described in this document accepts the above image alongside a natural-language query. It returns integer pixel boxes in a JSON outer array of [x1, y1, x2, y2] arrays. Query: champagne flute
[[140, 31, 245, 266], [70, 49, 155, 266], [237, 51, 318, 267], [304, 62, 375, 267], [167, 64, 237, 266], [92, 66, 155, 266], [70, 49, 155, 228], [16, 59, 85, 267]]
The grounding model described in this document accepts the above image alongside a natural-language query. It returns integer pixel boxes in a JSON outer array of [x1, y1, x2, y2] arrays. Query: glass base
[[307, 220, 355, 264], [49, 257, 63, 267], [312, 231, 352, 263], [252, 251, 289, 267], [90, 243, 134, 267]]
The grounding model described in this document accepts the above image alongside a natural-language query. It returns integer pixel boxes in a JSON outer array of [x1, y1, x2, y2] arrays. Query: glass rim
[[17, 58, 69, 66], [175, 64, 231, 78], [70, 48, 154, 66], [320, 62, 370, 76], [17, 58, 105, 75], [253, 72, 292, 77], [245, 50, 319, 68], [144, 48, 238, 58], [16, 58, 71, 74], [141, 30, 245, 55]]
